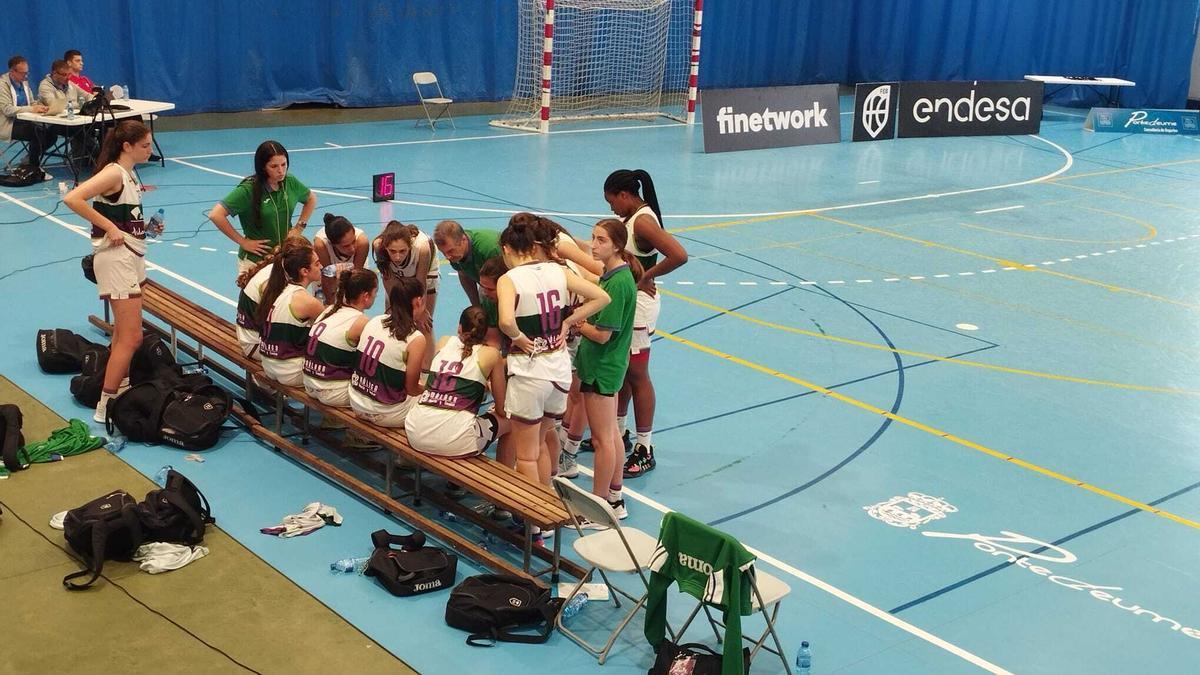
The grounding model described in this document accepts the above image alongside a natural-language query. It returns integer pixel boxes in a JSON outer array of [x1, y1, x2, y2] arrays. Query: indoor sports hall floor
[[2, 96, 1199, 674]]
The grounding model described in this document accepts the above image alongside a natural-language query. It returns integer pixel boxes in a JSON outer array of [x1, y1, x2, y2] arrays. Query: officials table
[[16, 99, 175, 182], [1024, 75, 1136, 107]]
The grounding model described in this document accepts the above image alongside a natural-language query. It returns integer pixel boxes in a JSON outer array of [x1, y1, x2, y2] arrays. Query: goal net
[[492, 0, 703, 133]]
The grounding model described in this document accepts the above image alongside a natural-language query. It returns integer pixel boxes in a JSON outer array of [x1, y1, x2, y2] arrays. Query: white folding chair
[[412, 71, 454, 130], [553, 477, 661, 664]]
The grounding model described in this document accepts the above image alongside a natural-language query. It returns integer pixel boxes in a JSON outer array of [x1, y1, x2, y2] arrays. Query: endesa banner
[[701, 84, 841, 153], [896, 80, 1043, 138]]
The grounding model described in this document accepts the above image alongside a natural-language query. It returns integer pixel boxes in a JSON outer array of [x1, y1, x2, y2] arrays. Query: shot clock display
[[373, 172, 395, 202]]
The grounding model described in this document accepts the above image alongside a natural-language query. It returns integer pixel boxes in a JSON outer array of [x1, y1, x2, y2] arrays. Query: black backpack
[[138, 468, 214, 544], [106, 380, 175, 443], [159, 384, 232, 451], [62, 490, 144, 590], [69, 345, 111, 408], [130, 335, 179, 384], [1, 404, 27, 473], [445, 574, 563, 646], [37, 329, 99, 374], [365, 529, 458, 597]]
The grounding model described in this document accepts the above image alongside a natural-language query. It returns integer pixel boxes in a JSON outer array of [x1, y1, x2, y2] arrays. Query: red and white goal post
[[491, 0, 704, 133]]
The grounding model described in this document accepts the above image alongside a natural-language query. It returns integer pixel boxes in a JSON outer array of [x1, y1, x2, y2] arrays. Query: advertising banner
[[896, 80, 1043, 138], [702, 84, 841, 153]]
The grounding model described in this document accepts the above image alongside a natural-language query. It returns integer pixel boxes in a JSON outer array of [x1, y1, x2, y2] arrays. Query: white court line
[[574, 466, 1010, 674], [324, 142, 343, 148], [4, 184, 1012, 674], [168, 135, 1073, 221], [200, 246, 218, 252], [973, 205, 1024, 214], [857, 180, 880, 184]]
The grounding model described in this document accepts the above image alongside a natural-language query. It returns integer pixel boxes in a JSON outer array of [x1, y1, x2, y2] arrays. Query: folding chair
[[553, 477, 661, 664], [2, 140, 29, 172], [646, 511, 793, 675], [412, 71, 455, 130]]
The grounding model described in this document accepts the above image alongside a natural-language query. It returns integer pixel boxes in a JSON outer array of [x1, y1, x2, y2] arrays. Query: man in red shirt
[[64, 50, 94, 93]]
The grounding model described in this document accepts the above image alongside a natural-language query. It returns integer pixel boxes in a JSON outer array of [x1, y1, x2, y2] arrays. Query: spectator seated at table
[[64, 50, 94, 94], [1, 54, 52, 179]]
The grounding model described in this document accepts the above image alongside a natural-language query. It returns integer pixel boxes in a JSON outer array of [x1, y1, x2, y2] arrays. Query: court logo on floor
[[864, 491, 957, 529], [852, 82, 899, 141]]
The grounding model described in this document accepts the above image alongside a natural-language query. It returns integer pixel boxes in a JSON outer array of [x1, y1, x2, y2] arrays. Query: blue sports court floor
[[2, 96, 1199, 673]]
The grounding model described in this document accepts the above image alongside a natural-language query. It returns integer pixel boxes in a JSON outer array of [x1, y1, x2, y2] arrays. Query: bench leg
[[413, 466, 423, 506], [302, 407, 310, 446], [103, 298, 110, 324], [551, 528, 561, 584], [170, 327, 178, 359], [522, 520, 533, 572], [384, 456, 394, 498], [273, 391, 284, 436]]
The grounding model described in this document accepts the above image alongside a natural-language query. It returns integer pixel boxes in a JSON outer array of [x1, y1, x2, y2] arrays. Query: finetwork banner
[[1084, 108, 1200, 134], [701, 84, 841, 153], [896, 80, 1043, 138]]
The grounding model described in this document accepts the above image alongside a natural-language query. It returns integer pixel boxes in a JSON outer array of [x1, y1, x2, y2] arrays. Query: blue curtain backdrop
[[1, 0, 1196, 114]]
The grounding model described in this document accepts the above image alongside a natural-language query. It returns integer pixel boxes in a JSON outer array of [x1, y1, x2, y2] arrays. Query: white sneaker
[[93, 393, 111, 423], [574, 514, 609, 531], [558, 451, 579, 478], [608, 499, 628, 520], [41, 170, 53, 182]]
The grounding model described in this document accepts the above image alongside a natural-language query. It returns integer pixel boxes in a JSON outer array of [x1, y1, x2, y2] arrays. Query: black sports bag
[[36, 329, 99, 374], [365, 529, 457, 597], [445, 574, 563, 646], [138, 468, 214, 544], [1, 404, 26, 472], [62, 490, 143, 590]]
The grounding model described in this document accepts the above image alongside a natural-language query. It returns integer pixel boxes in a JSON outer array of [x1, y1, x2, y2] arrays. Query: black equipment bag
[[82, 254, 96, 284], [37, 329, 99, 374], [129, 335, 178, 384], [69, 345, 111, 408], [0, 165, 41, 188], [445, 574, 563, 646], [138, 468, 214, 544], [159, 383, 231, 451], [648, 641, 750, 675], [62, 490, 143, 590], [106, 379, 174, 443], [365, 529, 457, 597], [1, 404, 27, 472]]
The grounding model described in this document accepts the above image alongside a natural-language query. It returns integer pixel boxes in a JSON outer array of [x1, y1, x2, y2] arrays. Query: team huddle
[[68, 127, 688, 540]]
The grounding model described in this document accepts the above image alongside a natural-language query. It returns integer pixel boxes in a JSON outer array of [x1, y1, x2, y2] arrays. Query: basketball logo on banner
[[853, 81, 899, 142]]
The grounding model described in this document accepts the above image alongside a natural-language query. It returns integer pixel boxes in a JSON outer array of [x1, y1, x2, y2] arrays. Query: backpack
[[1, 404, 27, 472], [365, 529, 458, 597], [445, 574, 563, 646], [159, 384, 232, 451], [649, 641, 750, 675], [0, 165, 41, 188], [69, 345, 111, 408], [106, 380, 175, 443], [62, 490, 144, 590], [37, 329, 99, 374], [138, 468, 214, 544], [129, 335, 179, 384]]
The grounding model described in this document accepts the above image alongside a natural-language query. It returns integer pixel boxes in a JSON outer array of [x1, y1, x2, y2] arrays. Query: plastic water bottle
[[321, 264, 339, 278], [330, 556, 371, 574], [147, 208, 165, 239], [105, 435, 126, 454], [153, 465, 174, 486], [66, 100, 75, 119], [121, 84, 130, 101], [438, 510, 460, 523], [560, 593, 588, 622], [796, 641, 812, 674], [181, 362, 209, 376]]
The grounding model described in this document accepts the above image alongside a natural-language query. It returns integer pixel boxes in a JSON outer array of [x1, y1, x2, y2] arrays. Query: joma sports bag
[[445, 574, 563, 646], [62, 490, 144, 590], [69, 345, 111, 408], [36, 329, 99, 374], [138, 468, 214, 544], [365, 529, 457, 597], [1, 404, 27, 472], [159, 383, 231, 451]]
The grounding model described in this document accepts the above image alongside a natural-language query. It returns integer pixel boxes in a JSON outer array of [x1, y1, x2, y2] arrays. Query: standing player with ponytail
[[64, 120, 155, 423], [600, 169, 689, 477], [573, 219, 640, 525], [303, 268, 378, 407]]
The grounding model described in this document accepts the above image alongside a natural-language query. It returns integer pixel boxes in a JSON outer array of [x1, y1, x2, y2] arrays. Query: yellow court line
[[1047, 181, 1200, 214], [655, 328, 1200, 531], [670, 212, 792, 234], [959, 204, 1156, 244], [1049, 157, 1200, 182], [658, 288, 1200, 395], [808, 212, 1200, 312]]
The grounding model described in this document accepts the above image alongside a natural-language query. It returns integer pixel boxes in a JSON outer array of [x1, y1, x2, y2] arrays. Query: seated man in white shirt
[[0, 55, 52, 178]]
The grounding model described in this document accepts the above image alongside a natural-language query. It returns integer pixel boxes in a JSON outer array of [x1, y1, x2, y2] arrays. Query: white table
[[1024, 75, 1136, 107], [17, 99, 175, 180]]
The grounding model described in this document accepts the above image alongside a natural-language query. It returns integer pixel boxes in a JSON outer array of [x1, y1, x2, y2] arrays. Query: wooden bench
[[91, 279, 581, 584]]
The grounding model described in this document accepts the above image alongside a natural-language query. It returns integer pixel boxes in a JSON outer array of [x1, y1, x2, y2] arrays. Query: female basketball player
[[313, 212, 369, 301], [257, 243, 324, 386], [303, 268, 378, 407], [373, 220, 439, 330], [348, 277, 428, 427], [235, 235, 309, 359]]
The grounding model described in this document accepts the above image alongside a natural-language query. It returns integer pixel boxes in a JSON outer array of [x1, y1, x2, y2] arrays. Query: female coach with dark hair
[[208, 140, 318, 275]]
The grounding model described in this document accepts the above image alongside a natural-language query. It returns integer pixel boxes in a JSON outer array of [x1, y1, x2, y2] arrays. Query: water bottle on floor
[[147, 208, 165, 239], [105, 435, 126, 454], [796, 640, 812, 674], [560, 593, 588, 623], [330, 556, 371, 574], [153, 465, 174, 486]]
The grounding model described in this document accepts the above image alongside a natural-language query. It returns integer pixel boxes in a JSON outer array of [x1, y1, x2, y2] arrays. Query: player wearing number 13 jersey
[[348, 277, 428, 427]]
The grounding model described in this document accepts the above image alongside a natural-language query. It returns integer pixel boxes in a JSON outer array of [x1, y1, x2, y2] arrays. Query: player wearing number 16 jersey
[[348, 277, 428, 427], [497, 216, 610, 487]]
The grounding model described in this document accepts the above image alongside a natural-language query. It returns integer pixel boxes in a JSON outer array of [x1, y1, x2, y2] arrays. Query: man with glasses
[[1, 55, 52, 179], [39, 59, 94, 167]]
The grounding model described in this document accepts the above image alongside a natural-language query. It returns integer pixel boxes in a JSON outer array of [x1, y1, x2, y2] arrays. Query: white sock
[[636, 430, 652, 448], [564, 437, 581, 456], [608, 488, 623, 502], [117, 377, 130, 394], [94, 391, 115, 422]]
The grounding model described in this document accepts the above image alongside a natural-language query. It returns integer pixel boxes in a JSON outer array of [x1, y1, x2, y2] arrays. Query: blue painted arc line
[[889, 478, 1200, 614], [651, 285, 795, 344]]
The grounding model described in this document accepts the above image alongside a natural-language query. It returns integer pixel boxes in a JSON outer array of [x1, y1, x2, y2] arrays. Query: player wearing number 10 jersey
[[348, 277, 428, 427]]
